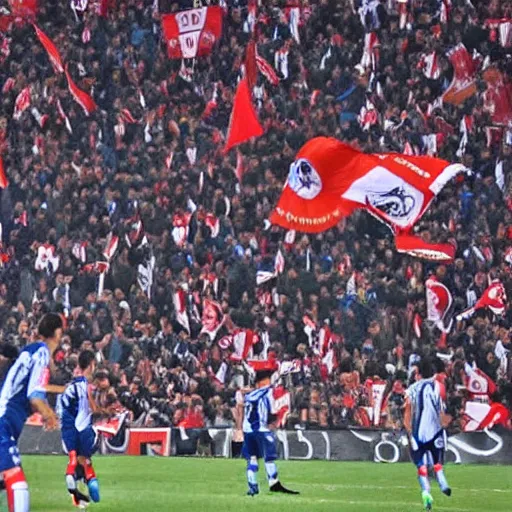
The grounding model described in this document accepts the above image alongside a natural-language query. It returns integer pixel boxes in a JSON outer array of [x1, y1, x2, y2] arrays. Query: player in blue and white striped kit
[[60, 350, 100, 508], [404, 358, 452, 511], [0, 313, 62, 512], [242, 364, 298, 497]]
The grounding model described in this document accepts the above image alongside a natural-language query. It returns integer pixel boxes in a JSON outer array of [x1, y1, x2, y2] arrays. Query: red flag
[[271, 386, 291, 427], [482, 67, 512, 126], [0, 156, 8, 189], [173, 287, 190, 334], [230, 329, 257, 361], [245, 39, 258, 90], [413, 313, 422, 338], [223, 78, 264, 153], [270, 137, 469, 260], [426, 276, 453, 332], [65, 65, 97, 116], [13, 87, 31, 120], [162, 6, 223, 60], [457, 280, 507, 320], [103, 232, 119, 261], [33, 24, 64, 74], [200, 299, 225, 341], [81, 261, 109, 274], [256, 53, 280, 86], [9, 0, 37, 18], [234, 149, 245, 182], [442, 44, 479, 105], [463, 401, 510, 432], [465, 363, 497, 401]]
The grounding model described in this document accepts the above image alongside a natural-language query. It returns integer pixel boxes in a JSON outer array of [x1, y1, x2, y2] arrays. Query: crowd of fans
[[0, 0, 512, 434]]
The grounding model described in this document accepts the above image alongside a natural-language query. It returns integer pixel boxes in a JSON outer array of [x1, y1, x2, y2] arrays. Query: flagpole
[[98, 271, 105, 298]]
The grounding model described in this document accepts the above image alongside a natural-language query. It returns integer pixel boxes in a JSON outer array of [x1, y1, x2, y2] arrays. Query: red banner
[[65, 65, 97, 116], [483, 67, 512, 126], [162, 7, 223, 60], [33, 24, 64, 73], [442, 44, 479, 105], [271, 138, 468, 258]]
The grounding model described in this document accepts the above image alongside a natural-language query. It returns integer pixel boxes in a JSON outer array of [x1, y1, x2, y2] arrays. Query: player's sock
[[83, 459, 100, 502], [434, 464, 451, 496], [264, 462, 278, 487], [246, 457, 259, 496], [3, 467, 29, 512], [66, 450, 78, 475], [417, 466, 431, 493]]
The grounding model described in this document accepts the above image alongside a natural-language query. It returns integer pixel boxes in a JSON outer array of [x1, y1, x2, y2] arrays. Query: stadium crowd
[[0, 0, 512, 434]]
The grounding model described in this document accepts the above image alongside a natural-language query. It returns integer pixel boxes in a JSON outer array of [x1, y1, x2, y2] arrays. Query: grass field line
[[30, 487, 473, 512], [289, 481, 512, 494]]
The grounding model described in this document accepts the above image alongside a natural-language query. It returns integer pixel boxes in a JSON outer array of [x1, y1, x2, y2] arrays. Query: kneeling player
[[404, 358, 452, 511], [242, 362, 298, 496], [61, 350, 100, 508]]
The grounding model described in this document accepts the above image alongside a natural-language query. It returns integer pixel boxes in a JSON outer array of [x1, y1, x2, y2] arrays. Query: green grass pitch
[[25, 456, 512, 512]]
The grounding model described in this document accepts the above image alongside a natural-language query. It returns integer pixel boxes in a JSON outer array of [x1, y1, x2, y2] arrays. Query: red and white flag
[[417, 51, 440, 80], [271, 137, 469, 261], [0, 156, 8, 189], [426, 276, 453, 333], [103, 232, 119, 261], [65, 65, 97, 116], [457, 280, 507, 320], [56, 99, 73, 134], [223, 77, 264, 154], [274, 249, 285, 275], [464, 363, 497, 401], [256, 52, 279, 86], [442, 44, 479, 105], [413, 313, 422, 338], [271, 386, 291, 427], [209, 361, 228, 385], [463, 401, 510, 432], [72, 241, 87, 263], [13, 87, 31, 120], [200, 299, 225, 341], [162, 7, 223, 60], [230, 328, 257, 361], [234, 150, 245, 182], [173, 287, 190, 334], [81, 261, 109, 274], [172, 211, 192, 247], [483, 67, 512, 126], [33, 24, 64, 74]]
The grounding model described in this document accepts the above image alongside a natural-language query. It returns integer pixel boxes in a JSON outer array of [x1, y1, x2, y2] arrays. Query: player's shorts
[[0, 420, 21, 472], [410, 430, 445, 468], [242, 431, 277, 462], [62, 425, 98, 458]]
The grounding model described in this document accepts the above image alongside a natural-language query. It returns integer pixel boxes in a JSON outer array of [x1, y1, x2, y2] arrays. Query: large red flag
[[0, 156, 8, 189], [223, 78, 264, 153], [33, 24, 64, 74], [9, 0, 37, 18], [457, 280, 507, 320], [271, 137, 469, 260], [65, 65, 97, 116], [162, 6, 223, 59]]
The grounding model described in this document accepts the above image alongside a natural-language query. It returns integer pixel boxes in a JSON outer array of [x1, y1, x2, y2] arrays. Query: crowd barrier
[[19, 425, 511, 464]]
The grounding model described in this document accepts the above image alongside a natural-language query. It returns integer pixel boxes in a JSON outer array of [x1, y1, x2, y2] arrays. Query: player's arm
[[27, 350, 58, 430], [45, 384, 66, 394], [403, 397, 412, 435]]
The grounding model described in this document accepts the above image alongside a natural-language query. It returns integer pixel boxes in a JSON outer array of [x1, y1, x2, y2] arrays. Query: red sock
[[434, 463, 443, 473], [83, 459, 96, 481], [4, 467, 29, 512], [66, 451, 78, 476]]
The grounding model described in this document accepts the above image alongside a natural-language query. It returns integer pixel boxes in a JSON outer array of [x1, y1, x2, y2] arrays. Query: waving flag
[[173, 287, 190, 334], [223, 78, 264, 153], [457, 280, 507, 321], [0, 156, 8, 189], [13, 87, 31, 120], [270, 137, 469, 260], [442, 44, 479, 105], [464, 363, 497, 401], [65, 65, 97, 116], [162, 6, 223, 59], [426, 276, 453, 333], [33, 24, 64, 73]]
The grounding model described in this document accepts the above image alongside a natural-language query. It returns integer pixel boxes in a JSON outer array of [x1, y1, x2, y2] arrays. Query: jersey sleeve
[[27, 347, 50, 401]]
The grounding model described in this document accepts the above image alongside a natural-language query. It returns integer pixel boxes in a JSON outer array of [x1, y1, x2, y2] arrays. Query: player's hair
[[78, 350, 96, 371], [255, 370, 274, 383], [38, 313, 63, 339], [418, 358, 434, 379]]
